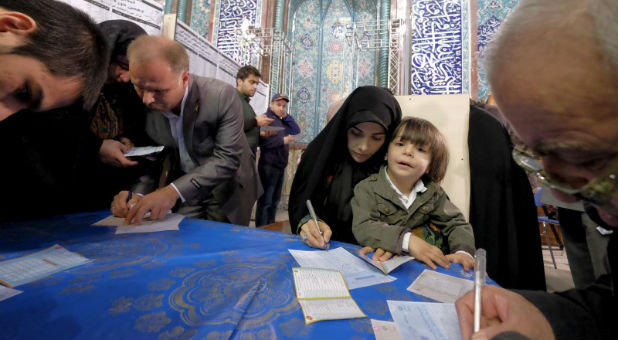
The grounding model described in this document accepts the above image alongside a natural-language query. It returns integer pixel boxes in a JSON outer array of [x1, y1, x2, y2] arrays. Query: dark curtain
[[468, 104, 546, 290], [0, 106, 102, 221]]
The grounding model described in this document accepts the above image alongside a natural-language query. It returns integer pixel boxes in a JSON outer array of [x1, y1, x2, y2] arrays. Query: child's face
[[346, 122, 386, 163], [387, 133, 432, 182]]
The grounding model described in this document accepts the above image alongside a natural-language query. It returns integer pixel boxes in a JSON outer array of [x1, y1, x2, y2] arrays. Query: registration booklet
[[358, 251, 413, 274], [292, 267, 366, 324]]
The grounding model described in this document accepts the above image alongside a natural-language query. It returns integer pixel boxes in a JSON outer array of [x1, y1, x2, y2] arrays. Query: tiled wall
[[410, 0, 469, 95], [214, 0, 262, 63], [288, 0, 378, 143], [476, 0, 519, 101], [185, 0, 521, 133], [189, 0, 212, 38]]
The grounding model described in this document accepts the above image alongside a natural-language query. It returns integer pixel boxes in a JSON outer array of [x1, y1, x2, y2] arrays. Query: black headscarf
[[289, 86, 402, 244], [99, 20, 146, 69]]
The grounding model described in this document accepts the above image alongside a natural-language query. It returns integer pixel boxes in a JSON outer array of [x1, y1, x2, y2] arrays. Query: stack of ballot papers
[[92, 213, 184, 234], [289, 247, 397, 289], [292, 267, 365, 324], [407, 269, 474, 303], [358, 251, 413, 274], [0, 244, 92, 287]]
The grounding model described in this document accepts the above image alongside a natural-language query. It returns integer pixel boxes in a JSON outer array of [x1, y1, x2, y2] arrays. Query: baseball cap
[[271, 93, 289, 102]]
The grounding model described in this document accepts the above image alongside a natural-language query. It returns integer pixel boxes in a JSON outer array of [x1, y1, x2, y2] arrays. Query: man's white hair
[[485, 0, 617, 79]]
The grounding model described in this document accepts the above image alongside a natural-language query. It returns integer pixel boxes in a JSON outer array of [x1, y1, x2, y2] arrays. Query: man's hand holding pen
[[111, 190, 140, 218]]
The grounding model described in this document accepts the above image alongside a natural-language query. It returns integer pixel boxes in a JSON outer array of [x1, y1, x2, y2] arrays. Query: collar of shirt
[[237, 90, 251, 102], [384, 167, 427, 209], [162, 86, 196, 174]]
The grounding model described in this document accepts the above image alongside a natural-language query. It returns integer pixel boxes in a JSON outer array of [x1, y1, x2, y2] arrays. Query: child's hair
[[391, 117, 449, 183]]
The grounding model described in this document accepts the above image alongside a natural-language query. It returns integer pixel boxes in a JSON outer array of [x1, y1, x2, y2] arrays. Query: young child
[[351, 117, 475, 270]]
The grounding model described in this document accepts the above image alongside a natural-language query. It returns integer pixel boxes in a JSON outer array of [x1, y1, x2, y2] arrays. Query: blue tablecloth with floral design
[[0, 210, 482, 339]]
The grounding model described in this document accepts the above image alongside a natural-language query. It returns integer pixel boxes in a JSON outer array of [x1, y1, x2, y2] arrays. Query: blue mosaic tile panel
[[319, 0, 353, 131], [354, 0, 378, 88], [410, 0, 464, 95], [289, 0, 378, 143], [189, 0, 211, 38], [215, 0, 259, 63], [477, 0, 519, 101], [290, 0, 321, 143]]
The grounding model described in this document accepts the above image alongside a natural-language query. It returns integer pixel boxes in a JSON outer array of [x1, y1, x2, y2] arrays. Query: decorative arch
[[287, 0, 378, 143]]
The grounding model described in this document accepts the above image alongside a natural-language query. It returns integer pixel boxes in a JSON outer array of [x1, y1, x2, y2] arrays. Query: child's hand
[[359, 246, 394, 262], [446, 252, 474, 271], [408, 234, 450, 269]]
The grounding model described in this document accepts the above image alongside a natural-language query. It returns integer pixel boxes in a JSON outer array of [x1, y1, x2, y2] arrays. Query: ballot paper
[[0, 286, 22, 302], [260, 125, 285, 132], [0, 244, 92, 287], [387, 300, 462, 340], [288, 247, 396, 289], [371, 319, 403, 340], [92, 213, 184, 234], [407, 269, 474, 303], [123, 146, 165, 157], [292, 267, 365, 324], [358, 251, 413, 274]]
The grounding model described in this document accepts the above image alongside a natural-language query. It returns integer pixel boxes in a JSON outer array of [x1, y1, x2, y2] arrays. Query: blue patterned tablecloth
[[0, 210, 484, 339]]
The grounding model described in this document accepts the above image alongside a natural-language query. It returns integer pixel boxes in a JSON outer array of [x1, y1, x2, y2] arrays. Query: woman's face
[[347, 122, 386, 163]]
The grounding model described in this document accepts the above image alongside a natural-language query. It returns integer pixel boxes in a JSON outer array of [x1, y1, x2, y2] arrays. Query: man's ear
[[0, 12, 37, 48], [181, 70, 190, 87], [0, 12, 36, 33]]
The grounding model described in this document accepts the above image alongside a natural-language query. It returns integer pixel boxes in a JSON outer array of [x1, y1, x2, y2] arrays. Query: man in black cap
[[255, 93, 300, 226]]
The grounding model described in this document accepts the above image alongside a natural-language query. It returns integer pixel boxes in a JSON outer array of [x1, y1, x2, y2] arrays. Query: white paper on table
[[387, 300, 462, 340], [293, 267, 365, 324], [407, 269, 474, 303], [358, 251, 413, 274], [288, 247, 396, 289], [92, 213, 183, 234], [371, 319, 403, 340], [123, 146, 165, 157], [0, 244, 92, 287], [0, 285, 22, 302]]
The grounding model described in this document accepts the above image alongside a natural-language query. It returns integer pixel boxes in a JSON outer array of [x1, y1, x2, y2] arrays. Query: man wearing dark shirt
[[256, 94, 300, 226], [235, 65, 273, 154]]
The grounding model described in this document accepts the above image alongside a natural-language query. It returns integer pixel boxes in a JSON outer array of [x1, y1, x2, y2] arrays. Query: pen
[[126, 191, 135, 210], [306, 200, 328, 249], [473, 248, 487, 333]]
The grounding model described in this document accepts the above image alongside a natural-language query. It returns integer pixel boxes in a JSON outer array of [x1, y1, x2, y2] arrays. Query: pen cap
[[474, 248, 487, 282]]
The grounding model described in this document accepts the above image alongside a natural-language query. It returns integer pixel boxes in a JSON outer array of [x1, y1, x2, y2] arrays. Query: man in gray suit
[[110, 35, 259, 226]]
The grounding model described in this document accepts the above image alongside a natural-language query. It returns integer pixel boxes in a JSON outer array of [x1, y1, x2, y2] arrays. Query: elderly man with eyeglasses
[[455, 0, 617, 339]]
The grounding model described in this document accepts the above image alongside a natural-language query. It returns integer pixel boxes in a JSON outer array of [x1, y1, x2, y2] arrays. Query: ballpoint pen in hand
[[306, 200, 329, 249], [473, 248, 487, 333], [126, 191, 135, 210]]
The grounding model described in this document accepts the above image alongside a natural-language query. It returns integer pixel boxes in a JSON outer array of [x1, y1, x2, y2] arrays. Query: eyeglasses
[[512, 145, 617, 207]]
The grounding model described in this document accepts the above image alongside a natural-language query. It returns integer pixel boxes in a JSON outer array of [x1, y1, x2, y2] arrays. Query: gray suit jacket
[[138, 75, 259, 225]]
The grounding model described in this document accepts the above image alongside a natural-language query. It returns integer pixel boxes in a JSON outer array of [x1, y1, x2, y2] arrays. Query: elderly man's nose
[[142, 91, 155, 105]]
